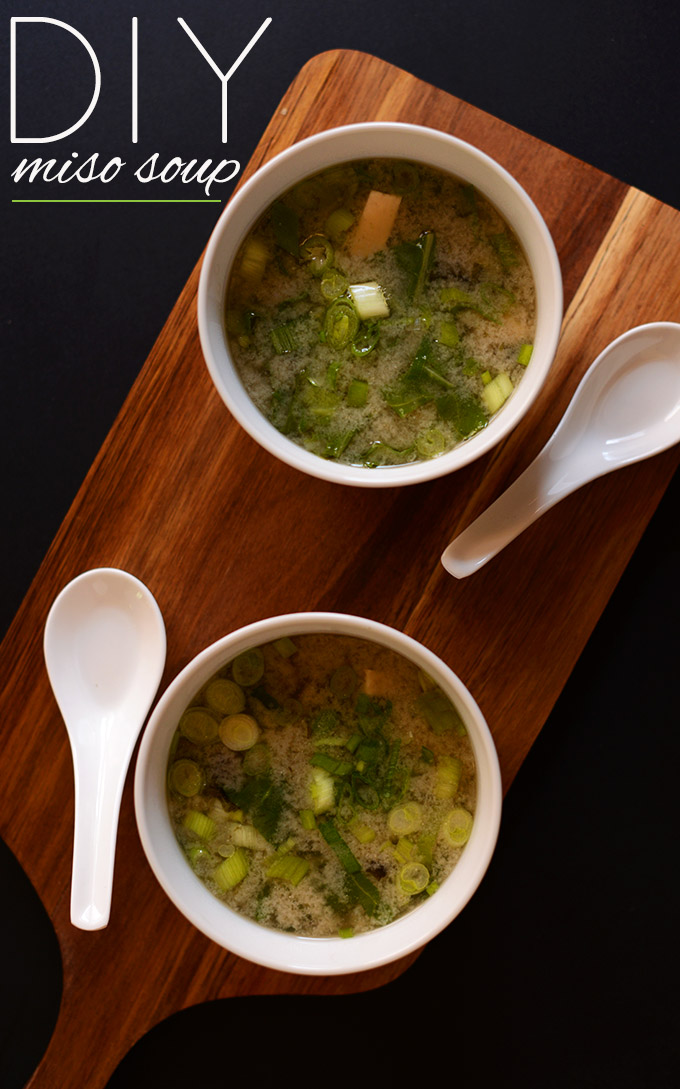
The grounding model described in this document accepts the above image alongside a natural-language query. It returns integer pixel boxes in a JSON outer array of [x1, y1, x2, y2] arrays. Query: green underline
[[11, 199, 222, 204]]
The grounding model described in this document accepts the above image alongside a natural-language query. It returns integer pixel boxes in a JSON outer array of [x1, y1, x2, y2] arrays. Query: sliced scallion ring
[[388, 801, 423, 836], [183, 809, 215, 840], [351, 322, 380, 357], [324, 299, 359, 350], [320, 268, 348, 302], [231, 647, 265, 687], [399, 862, 430, 895], [416, 427, 447, 459], [441, 806, 474, 847], [300, 234, 333, 276], [205, 678, 246, 716], [219, 713, 260, 751], [325, 207, 354, 240], [178, 708, 218, 745], [168, 759, 205, 797]]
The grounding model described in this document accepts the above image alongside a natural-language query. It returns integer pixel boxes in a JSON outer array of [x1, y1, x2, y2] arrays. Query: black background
[[2, 2, 679, 1087]]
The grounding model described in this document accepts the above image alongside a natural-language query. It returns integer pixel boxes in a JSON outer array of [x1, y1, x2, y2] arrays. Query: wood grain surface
[[2, 50, 679, 1088]]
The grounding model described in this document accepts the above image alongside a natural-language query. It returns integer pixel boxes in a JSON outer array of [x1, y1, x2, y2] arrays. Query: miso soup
[[226, 158, 536, 467], [167, 634, 477, 938]]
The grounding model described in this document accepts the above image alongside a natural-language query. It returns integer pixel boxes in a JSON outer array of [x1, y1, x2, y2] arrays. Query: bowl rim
[[198, 120, 563, 488], [134, 611, 502, 975]]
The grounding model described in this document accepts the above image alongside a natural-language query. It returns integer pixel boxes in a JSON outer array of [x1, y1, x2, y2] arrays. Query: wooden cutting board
[[3, 50, 679, 1089]]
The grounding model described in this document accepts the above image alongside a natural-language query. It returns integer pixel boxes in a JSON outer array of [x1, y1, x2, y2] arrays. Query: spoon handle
[[70, 740, 129, 930], [441, 443, 593, 578]]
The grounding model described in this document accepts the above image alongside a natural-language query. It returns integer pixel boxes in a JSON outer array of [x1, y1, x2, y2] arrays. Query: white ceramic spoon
[[442, 322, 680, 578], [44, 568, 166, 929]]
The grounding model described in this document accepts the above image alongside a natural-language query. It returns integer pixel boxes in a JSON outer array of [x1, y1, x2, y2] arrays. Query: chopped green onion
[[266, 854, 310, 886], [416, 427, 447, 459], [417, 832, 436, 870], [204, 679, 245, 717], [399, 862, 430, 895], [418, 688, 466, 735], [388, 801, 423, 836], [412, 231, 436, 302], [326, 359, 343, 388], [346, 871, 381, 917], [325, 207, 354, 240], [348, 281, 390, 321], [273, 636, 297, 658], [186, 846, 210, 866], [168, 759, 204, 797], [219, 713, 260, 751], [270, 322, 297, 355], [231, 824, 269, 850], [318, 819, 361, 873], [392, 837, 415, 864], [300, 234, 333, 276], [310, 752, 354, 777], [324, 299, 360, 350], [309, 767, 335, 814], [351, 322, 380, 358], [347, 379, 369, 407], [299, 808, 317, 830], [183, 809, 216, 841], [213, 848, 249, 891], [239, 237, 268, 281], [231, 647, 265, 687], [323, 430, 355, 459], [441, 807, 474, 847], [481, 370, 492, 385], [435, 755, 462, 800], [482, 372, 513, 413], [320, 268, 348, 301], [178, 707, 219, 745], [348, 817, 376, 844], [518, 343, 533, 366], [338, 926, 354, 938]]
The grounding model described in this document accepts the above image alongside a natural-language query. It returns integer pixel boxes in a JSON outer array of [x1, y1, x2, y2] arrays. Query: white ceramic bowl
[[134, 612, 502, 975], [198, 121, 562, 487]]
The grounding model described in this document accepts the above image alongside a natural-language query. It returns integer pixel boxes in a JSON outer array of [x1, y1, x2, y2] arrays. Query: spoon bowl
[[442, 322, 680, 578], [44, 568, 166, 929]]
